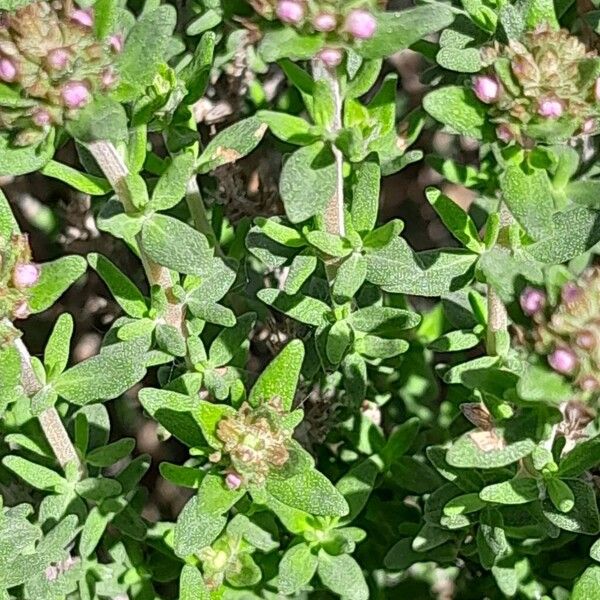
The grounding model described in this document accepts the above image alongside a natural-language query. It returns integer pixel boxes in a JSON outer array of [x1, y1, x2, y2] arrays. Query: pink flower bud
[[0, 56, 17, 83], [275, 0, 304, 24], [576, 330, 596, 350], [61, 81, 90, 109], [519, 286, 546, 316], [47, 48, 70, 70], [473, 75, 500, 103], [313, 12, 337, 32], [582, 118, 595, 134], [345, 9, 377, 40], [538, 97, 563, 118], [13, 300, 30, 320], [32, 109, 51, 127], [580, 375, 599, 392], [318, 47, 343, 68], [548, 347, 577, 375], [101, 68, 117, 89], [71, 8, 94, 28], [561, 282, 581, 305], [225, 472, 242, 490], [496, 123, 514, 144], [109, 34, 124, 53], [595, 77, 600, 102], [12, 263, 40, 288]]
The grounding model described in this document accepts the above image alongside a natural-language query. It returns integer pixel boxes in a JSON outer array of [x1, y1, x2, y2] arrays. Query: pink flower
[[47, 48, 70, 70], [71, 8, 94, 28], [318, 47, 343, 68], [582, 118, 596, 134], [109, 34, 124, 53], [561, 282, 581, 305], [548, 347, 577, 375], [0, 56, 17, 82], [576, 330, 596, 350], [313, 13, 337, 32], [595, 77, 600, 102], [275, 0, 304, 25], [32, 109, 51, 127], [225, 472, 242, 490], [519, 286, 546, 316], [580, 375, 599, 391], [12, 263, 40, 288], [13, 301, 30, 320], [473, 75, 500, 103], [538, 97, 563, 118], [345, 9, 377, 40], [61, 81, 90, 109]]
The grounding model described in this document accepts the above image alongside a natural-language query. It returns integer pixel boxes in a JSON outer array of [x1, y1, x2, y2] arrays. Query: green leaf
[[447, 430, 535, 469], [2, 456, 67, 492], [208, 312, 255, 367], [351, 158, 380, 233], [86, 438, 135, 467], [258, 110, 319, 145], [559, 436, 600, 477], [67, 97, 128, 143], [443, 492, 486, 516], [360, 6, 455, 60], [259, 28, 324, 62], [266, 468, 349, 517], [500, 165, 554, 241], [249, 340, 304, 410], [306, 231, 353, 257], [28, 256, 87, 314], [429, 329, 481, 352], [139, 388, 205, 447], [278, 543, 318, 595], [349, 306, 421, 334], [547, 477, 575, 513], [327, 321, 353, 364], [75, 477, 122, 501], [0, 188, 19, 240], [148, 153, 195, 211], [317, 551, 369, 600], [255, 217, 305, 247], [333, 253, 367, 302], [426, 187, 483, 253], [543, 479, 600, 534], [41, 160, 111, 195], [196, 400, 236, 449], [174, 495, 226, 557], [180, 565, 211, 600], [258, 289, 330, 326], [381, 417, 420, 468], [196, 117, 267, 174], [517, 365, 572, 404], [423, 86, 487, 139], [526, 207, 600, 264], [88, 253, 148, 318], [573, 565, 600, 600], [366, 238, 477, 296], [0, 131, 55, 176], [280, 142, 337, 223], [43, 313, 73, 381], [116, 5, 177, 99], [336, 458, 379, 525], [479, 478, 539, 505], [160, 463, 203, 488], [140, 214, 213, 275], [284, 251, 318, 294], [55, 340, 148, 404], [197, 473, 245, 514], [79, 505, 112, 557]]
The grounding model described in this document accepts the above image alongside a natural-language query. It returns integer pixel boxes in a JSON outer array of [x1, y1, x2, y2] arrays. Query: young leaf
[[317, 551, 369, 600], [148, 153, 195, 212], [278, 543, 318, 595], [479, 478, 539, 505], [86, 438, 135, 467], [43, 313, 74, 381], [2, 456, 67, 492]]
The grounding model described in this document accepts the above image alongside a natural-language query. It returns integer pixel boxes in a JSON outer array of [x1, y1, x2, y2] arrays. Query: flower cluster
[[0, 234, 40, 321], [257, 1, 378, 67], [211, 399, 293, 486], [474, 24, 600, 144], [0, 0, 121, 146], [519, 268, 600, 394]]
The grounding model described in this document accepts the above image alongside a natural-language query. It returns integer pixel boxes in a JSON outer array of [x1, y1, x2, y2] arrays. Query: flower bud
[[576, 330, 596, 350], [345, 9, 377, 40], [580, 375, 599, 392], [32, 109, 51, 127], [595, 77, 600, 102], [47, 48, 70, 71], [12, 300, 30, 320], [582, 118, 595, 134], [109, 34, 124, 53], [275, 0, 304, 25], [538, 97, 563, 118], [318, 47, 343, 68], [12, 263, 40, 288], [101, 68, 117, 89], [61, 80, 90, 108], [473, 75, 500, 103], [71, 8, 94, 28], [561, 282, 581, 305], [520, 286, 546, 316], [548, 347, 577, 375], [496, 123, 515, 143], [0, 56, 17, 83], [225, 472, 242, 490], [313, 13, 337, 32]]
